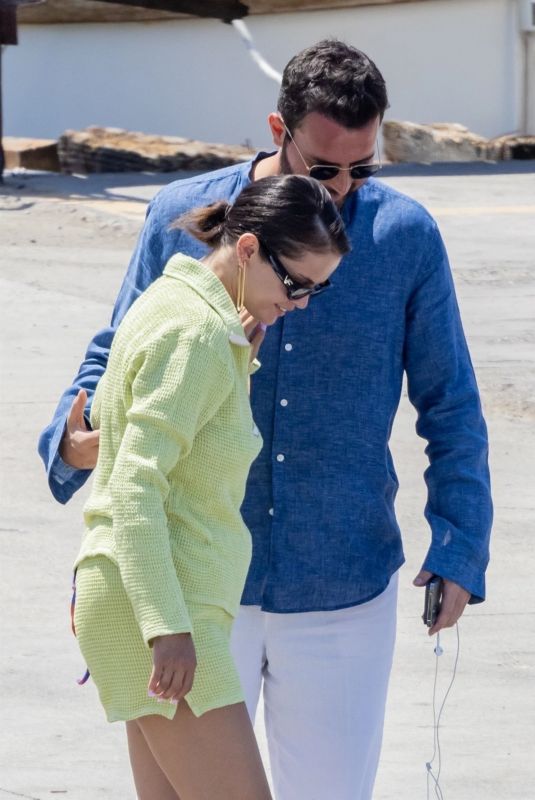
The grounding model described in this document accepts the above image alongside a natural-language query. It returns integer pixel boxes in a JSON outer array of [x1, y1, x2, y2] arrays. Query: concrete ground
[[1, 162, 534, 799]]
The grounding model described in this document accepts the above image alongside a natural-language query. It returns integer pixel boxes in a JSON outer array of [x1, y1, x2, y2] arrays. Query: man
[[39, 40, 492, 800]]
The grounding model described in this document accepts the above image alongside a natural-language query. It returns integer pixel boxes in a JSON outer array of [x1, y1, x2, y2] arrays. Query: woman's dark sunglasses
[[283, 122, 382, 182], [259, 241, 331, 300]]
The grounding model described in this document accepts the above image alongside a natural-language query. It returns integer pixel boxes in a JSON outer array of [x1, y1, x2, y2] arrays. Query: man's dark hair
[[278, 39, 389, 132]]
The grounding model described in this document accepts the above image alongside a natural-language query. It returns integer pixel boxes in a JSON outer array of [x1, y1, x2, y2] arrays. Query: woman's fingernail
[[260, 323, 268, 332], [170, 699, 178, 706], [147, 690, 157, 697]]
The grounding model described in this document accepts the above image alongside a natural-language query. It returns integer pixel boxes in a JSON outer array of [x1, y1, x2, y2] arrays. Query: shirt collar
[[163, 254, 249, 347], [247, 150, 277, 182]]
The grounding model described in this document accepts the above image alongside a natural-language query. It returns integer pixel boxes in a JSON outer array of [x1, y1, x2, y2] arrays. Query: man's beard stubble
[[279, 140, 293, 177]]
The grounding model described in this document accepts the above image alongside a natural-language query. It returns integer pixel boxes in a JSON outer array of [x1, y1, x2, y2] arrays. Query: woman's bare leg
[[136, 701, 272, 800], [126, 720, 180, 800]]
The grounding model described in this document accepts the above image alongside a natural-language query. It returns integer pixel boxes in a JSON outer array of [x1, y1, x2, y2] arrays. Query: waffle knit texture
[[75, 253, 263, 647], [74, 556, 244, 720]]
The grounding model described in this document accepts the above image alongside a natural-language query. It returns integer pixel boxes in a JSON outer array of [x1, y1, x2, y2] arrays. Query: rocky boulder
[[57, 127, 255, 173], [382, 121, 502, 163]]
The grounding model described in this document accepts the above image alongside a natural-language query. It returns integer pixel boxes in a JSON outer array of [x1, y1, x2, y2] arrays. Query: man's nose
[[327, 168, 352, 196]]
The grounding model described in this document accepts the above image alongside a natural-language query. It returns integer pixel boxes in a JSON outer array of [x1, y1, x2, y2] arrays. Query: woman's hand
[[148, 633, 197, 704], [239, 309, 266, 365]]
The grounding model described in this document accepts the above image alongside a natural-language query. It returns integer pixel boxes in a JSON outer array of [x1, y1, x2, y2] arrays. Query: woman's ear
[[236, 233, 260, 264], [268, 113, 285, 148]]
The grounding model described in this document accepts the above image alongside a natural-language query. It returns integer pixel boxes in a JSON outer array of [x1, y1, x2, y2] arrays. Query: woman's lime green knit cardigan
[[75, 254, 263, 646]]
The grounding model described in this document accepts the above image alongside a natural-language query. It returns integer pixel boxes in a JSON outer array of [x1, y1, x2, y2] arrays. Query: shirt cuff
[[422, 551, 486, 604], [51, 450, 78, 486]]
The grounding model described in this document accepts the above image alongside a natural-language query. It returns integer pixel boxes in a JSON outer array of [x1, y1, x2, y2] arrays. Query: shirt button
[[268, 508, 274, 516], [284, 343, 293, 352], [280, 399, 288, 407], [276, 453, 285, 462]]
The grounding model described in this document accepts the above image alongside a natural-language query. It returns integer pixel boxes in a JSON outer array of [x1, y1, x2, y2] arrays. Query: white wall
[[525, 32, 535, 133], [4, 0, 523, 148]]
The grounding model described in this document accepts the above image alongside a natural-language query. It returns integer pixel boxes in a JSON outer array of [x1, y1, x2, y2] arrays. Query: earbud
[[434, 644, 444, 657]]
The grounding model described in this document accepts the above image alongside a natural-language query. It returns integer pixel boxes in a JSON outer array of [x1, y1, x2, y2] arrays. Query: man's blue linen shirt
[[39, 156, 492, 611]]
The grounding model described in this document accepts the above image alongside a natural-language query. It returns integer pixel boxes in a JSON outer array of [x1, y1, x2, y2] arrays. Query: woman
[[72, 175, 350, 800]]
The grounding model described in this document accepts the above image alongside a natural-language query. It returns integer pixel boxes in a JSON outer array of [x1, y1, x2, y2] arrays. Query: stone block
[[57, 126, 254, 173], [3, 137, 60, 171], [382, 121, 502, 163], [489, 134, 535, 160]]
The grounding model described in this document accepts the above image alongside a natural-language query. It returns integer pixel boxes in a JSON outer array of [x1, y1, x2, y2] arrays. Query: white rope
[[231, 19, 282, 85]]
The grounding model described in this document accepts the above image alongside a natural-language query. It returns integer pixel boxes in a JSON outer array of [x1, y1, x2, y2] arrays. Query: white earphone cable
[[426, 623, 460, 799]]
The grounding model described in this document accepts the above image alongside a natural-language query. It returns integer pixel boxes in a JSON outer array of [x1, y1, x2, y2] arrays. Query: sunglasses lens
[[350, 163, 382, 179], [311, 281, 331, 296], [290, 288, 313, 299], [309, 164, 382, 181], [309, 166, 339, 181], [294, 281, 331, 299]]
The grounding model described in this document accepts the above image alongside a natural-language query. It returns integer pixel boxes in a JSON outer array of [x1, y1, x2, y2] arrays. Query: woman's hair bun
[[171, 200, 231, 246]]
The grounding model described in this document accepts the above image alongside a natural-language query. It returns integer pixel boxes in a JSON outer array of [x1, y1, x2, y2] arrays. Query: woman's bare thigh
[[136, 701, 272, 800], [126, 720, 180, 800]]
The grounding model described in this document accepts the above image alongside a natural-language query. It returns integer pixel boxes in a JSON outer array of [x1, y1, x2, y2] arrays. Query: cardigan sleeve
[[109, 330, 234, 645], [89, 373, 105, 431]]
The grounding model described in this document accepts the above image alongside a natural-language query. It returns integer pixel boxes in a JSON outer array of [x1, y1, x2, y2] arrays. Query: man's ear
[[268, 113, 285, 147]]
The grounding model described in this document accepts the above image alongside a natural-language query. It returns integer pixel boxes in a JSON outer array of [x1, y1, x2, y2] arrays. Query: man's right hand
[[59, 389, 100, 469]]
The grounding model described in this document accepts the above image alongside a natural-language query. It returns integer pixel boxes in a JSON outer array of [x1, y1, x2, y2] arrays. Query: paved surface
[[1, 163, 534, 799]]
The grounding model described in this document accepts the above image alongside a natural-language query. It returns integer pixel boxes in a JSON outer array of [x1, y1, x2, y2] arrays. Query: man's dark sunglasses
[[283, 122, 382, 182], [259, 241, 331, 300], [308, 162, 382, 182]]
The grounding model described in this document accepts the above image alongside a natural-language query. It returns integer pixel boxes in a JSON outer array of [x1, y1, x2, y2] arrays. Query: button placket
[[269, 318, 292, 567]]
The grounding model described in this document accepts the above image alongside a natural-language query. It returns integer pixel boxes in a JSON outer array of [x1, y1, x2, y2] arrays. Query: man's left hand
[[413, 569, 470, 636]]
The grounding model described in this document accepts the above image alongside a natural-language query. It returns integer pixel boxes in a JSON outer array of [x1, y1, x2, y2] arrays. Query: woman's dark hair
[[173, 174, 350, 260], [278, 38, 389, 133]]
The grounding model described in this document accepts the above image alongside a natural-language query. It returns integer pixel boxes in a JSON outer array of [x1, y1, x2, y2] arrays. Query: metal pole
[[0, 44, 4, 182], [0, 4, 19, 183]]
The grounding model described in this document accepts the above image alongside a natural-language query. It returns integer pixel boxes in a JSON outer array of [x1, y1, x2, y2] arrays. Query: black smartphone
[[422, 576, 443, 627]]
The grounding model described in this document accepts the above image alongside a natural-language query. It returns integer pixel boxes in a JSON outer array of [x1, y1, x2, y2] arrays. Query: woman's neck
[[202, 248, 238, 308]]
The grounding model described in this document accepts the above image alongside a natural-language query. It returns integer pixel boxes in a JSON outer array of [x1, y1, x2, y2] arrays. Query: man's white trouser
[[230, 573, 398, 800]]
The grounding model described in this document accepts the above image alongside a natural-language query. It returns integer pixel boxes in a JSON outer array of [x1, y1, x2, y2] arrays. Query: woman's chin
[[257, 311, 277, 326]]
